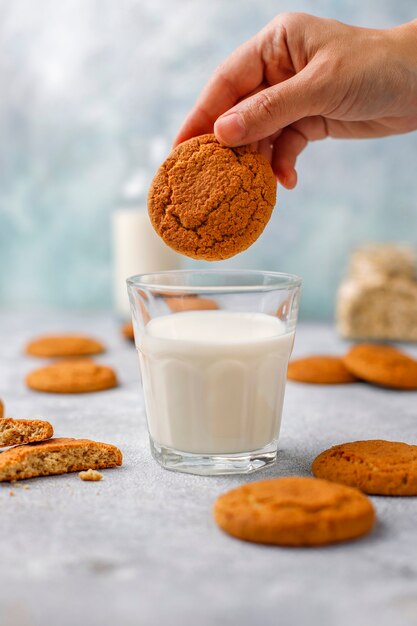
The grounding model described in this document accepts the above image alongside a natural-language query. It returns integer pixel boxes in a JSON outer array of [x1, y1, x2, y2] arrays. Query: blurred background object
[[113, 155, 182, 318], [337, 243, 417, 341], [0, 0, 416, 318]]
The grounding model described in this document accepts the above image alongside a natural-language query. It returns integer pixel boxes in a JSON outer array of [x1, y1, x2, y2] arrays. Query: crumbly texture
[[148, 134, 277, 261], [312, 440, 417, 496], [0, 418, 53, 447], [26, 360, 118, 394], [121, 322, 135, 341], [165, 295, 218, 313], [0, 399, 3, 418], [349, 244, 416, 280], [213, 476, 375, 547], [79, 468, 103, 482], [0, 438, 122, 482], [26, 334, 105, 358], [287, 356, 358, 385], [337, 277, 417, 342], [337, 244, 417, 342], [343, 344, 417, 389]]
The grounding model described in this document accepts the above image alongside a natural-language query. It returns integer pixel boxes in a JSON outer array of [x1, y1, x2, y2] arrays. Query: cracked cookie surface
[[313, 440, 417, 495], [148, 134, 277, 260], [214, 476, 375, 546]]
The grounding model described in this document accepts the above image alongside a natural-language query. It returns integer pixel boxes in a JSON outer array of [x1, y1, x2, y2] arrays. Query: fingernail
[[215, 112, 246, 144]]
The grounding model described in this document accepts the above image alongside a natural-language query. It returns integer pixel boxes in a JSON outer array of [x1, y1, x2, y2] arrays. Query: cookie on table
[[214, 476, 375, 547], [343, 344, 417, 389], [148, 134, 277, 261], [26, 334, 105, 358], [312, 440, 417, 496], [26, 360, 118, 394], [0, 399, 3, 418], [165, 295, 218, 313], [288, 355, 357, 384], [0, 438, 122, 482], [0, 418, 53, 448], [121, 322, 134, 341]]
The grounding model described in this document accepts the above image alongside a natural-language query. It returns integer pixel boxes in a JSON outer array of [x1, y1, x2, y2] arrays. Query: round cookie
[[288, 356, 358, 384], [312, 440, 417, 496], [148, 134, 277, 261], [343, 344, 417, 389], [165, 295, 218, 313], [26, 360, 117, 394], [213, 476, 375, 546], [121, 322, 134, 341], [26, 334, 105, 358]]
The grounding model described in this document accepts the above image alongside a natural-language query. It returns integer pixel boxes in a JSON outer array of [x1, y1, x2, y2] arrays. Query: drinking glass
[[127, 270, 301, 475]]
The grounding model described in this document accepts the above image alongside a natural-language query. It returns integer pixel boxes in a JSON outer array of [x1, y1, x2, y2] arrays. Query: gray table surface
[[1, 311, 417, 626]]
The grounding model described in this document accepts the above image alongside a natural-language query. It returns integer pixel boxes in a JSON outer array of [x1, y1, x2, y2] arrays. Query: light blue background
[[0, 0, 416, 318]]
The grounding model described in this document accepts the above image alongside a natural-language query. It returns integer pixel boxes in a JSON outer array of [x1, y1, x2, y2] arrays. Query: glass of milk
[[127, 270, 301, 475]]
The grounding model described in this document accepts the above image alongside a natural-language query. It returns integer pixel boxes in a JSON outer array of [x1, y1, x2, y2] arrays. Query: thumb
[[214, 66, 323, 146]]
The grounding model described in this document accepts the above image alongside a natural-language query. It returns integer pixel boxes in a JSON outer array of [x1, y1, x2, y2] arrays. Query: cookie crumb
[[9, 490, 15, 497], [79, 469, 103, 482]]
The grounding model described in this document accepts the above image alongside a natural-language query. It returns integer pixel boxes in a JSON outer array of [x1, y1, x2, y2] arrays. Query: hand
[[174, 13, 417, 188]]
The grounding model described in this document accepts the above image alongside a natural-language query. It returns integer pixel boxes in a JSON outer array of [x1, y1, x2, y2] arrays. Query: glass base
[[150, 438, 278, 476]]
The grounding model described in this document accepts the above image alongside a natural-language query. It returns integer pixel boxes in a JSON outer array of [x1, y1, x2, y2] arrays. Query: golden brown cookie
[[343, 344, 417, 389], [26, 360, 118, 394], [0, 438, 122, 482], [165, 295, 218, 312], [26, 334, 105, 358], [148, 134, 277, 261], [312, 440, 417, 496], [121, 322, 135, 341], [288, 356, 358, 384], [0, 399, 3, 418], [214, 476, 375, 546], [0, 418, 53, 447]]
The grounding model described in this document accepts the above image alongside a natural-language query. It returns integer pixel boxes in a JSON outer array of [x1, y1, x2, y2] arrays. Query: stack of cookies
[[0, 401, 122, 482], [337, 243, 417, 341]]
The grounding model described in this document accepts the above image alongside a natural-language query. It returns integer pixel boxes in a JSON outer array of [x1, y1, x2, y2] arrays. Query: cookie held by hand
[[214, 476, 375, 546], [148, 134, 277, 261]]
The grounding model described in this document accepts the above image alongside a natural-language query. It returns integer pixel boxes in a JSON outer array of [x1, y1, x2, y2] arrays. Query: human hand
[[174, 13, 417, 188]]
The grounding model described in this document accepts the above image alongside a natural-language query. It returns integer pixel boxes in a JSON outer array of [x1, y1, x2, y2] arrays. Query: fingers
[[173, 36, 264, 146], [271, 117, 328, 188], [215, 64, 324, 146], [272, 127, 307, 189]]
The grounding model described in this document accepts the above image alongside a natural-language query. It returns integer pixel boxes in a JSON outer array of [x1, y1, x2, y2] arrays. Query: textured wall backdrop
[[0, 0, 416, 318]]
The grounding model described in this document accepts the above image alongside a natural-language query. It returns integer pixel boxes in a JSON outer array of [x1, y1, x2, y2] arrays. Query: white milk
[[138, 310, 294, 455], [112, 210, 181, 317]]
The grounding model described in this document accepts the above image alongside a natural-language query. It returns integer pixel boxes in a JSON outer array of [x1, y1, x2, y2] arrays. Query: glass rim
[[126, 269, 302, 293]]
